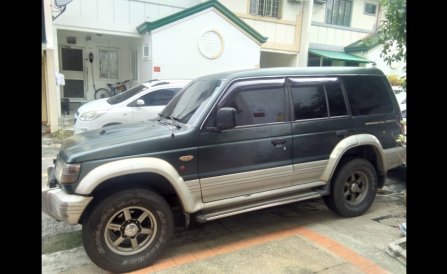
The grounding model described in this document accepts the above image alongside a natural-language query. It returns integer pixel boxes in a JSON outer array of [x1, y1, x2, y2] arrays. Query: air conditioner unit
[[314, 0, 327, 4]]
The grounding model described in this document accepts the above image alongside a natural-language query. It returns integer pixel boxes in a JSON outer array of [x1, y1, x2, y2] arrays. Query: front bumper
[[43, 163, 93, 224], [42, 188, 93, 225]]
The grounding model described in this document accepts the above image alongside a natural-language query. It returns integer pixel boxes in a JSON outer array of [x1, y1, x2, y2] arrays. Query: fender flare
[[75, 157, 197, 212], [320, 134, 386, 182]]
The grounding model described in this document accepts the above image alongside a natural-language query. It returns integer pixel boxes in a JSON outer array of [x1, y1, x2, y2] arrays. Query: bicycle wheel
[[95, 88, 111, 99]]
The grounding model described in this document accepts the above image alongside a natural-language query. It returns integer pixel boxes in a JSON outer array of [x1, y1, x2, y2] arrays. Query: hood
[[59, 120, 194, 163], [77, 98, 112, 114]]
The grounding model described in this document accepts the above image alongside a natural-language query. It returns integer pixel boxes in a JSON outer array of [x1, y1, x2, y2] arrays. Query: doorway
[[59, 46, 86, 100]]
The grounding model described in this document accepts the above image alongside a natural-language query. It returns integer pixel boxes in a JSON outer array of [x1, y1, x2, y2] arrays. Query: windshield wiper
[[158, 113, 169, 121], [170, 116, 182, 129]]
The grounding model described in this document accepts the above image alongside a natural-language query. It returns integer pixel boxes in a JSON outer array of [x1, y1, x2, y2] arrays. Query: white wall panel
[[151, 9, 261, 79]]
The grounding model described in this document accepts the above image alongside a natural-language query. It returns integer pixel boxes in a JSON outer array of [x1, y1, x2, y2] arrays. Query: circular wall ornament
[[198, 30, 224, 59]]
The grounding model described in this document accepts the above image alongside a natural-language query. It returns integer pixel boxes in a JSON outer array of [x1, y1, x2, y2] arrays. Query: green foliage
[[378, 0, 406, 66]]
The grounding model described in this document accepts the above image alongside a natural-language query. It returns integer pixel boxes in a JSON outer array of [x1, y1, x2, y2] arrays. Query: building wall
[[57, 30, 141, 101], [219, 0, 303, 54], [361, 46, 406, 77], [260, 52, 297, 68], [310, 0, 379, 48], [150, 9, 261, 79], [54, 0, 200, 36], [218, 0, 247, 14]]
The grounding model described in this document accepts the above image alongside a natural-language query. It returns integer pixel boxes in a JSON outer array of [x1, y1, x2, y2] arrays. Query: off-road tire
[[323, 158, 377, 217], [82, 189, 174, 273]]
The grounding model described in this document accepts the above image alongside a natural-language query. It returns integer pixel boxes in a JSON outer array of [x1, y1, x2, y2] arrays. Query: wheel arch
[[321, 134, 386, 184], [76, 157, 198, 215]]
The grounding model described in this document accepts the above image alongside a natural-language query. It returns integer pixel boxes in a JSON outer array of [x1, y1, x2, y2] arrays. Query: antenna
[[52, 0, 74, 21]]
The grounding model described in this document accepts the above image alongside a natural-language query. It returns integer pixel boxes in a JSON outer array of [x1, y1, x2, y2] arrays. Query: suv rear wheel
[[324, 159, 377, 217], [82, 189, 173, 273]]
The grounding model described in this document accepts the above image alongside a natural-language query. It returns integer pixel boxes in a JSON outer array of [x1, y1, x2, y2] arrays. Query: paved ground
[[42, 135, 406, 274]]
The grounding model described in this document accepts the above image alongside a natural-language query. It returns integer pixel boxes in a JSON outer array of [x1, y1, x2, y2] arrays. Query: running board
[[195, 191, 321, 222]]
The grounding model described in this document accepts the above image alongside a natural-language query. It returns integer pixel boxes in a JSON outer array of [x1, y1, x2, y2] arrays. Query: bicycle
[[94, 80, 130, 99]]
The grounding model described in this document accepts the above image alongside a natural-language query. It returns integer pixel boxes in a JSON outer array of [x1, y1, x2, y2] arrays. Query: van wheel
[[323, 159, 377, 217], [82, 189, 173, 273]]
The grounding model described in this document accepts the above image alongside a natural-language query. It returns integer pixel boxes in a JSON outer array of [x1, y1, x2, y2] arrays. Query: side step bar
[[195, 191, 321, 222]]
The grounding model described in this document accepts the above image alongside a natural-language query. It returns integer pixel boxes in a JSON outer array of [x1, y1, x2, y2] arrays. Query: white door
[[59, 46, 86, 99]]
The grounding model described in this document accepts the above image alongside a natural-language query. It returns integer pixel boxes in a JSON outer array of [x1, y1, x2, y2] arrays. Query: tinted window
[[161, 79, 225, 125], [326, 84, 347, 116], [138, 89, 179, 106], [343, 76, 393, 115], [222, 86, 285, 126], [291, 86, 327, 120], [107, 85, 148, 105]]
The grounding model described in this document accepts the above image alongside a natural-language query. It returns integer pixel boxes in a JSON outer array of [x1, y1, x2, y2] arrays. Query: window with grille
[[249, 0, 281, 19], [364, 3, 377, 15], [99, 49, 119, 79], [325, 0, 353, 27]]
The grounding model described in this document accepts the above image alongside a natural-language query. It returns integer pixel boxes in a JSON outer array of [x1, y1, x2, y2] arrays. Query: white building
[[42, 0, 267, 132]]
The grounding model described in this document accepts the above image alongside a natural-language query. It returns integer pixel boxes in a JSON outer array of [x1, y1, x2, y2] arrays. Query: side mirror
[[136, 99, 145, 106], [216, 107, 236, 130]]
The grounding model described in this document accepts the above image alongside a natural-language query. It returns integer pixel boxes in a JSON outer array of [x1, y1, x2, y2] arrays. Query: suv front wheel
[[82, 189, 174, 273], [324, 159, 377, 217]]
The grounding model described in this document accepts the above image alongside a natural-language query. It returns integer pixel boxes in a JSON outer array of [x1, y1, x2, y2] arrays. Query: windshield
[[107, 85, 149, 105], [160, 79, 225, 125]]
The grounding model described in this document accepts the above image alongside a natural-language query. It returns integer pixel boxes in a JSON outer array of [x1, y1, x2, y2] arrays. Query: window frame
[[204, 78, 288, 130], [363, 3, 377, 16], [325, 0, 353, 27], [249, 0, 282, 19], [287, 77, 348, 121], [98, 48, 119, 79]]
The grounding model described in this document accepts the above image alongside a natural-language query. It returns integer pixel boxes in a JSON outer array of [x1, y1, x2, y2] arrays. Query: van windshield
[[160, 79, 225, 125], [107, 85, 149, 105]]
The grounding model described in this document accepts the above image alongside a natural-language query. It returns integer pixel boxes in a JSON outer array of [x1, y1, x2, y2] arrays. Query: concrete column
[[44, 49, 59, 133], [298, 0, 313, 67], [43, 0, 60, 133]]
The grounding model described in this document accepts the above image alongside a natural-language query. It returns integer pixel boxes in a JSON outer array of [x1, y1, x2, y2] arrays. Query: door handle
[[271, 138, 286, 147], [336, 130, 349, 137]]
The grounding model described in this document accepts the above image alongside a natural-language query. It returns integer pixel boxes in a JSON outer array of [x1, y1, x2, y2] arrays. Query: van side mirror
[[216, 107, 236, 130], [136, 99, 145, 106]]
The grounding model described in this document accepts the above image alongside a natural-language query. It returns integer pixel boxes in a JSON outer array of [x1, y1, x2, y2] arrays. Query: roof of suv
[[198, 67, 386, 82]]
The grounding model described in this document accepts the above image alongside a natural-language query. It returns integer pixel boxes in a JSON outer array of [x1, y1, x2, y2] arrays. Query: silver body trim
[[293, 160, 328, 185], [199, 180, 326, 212], [383, 147, 406, 170], [320, 134, 386, 181], [200, 166, 293, 202], [42, 188, 93, 225], [201, 192, 321, 221]]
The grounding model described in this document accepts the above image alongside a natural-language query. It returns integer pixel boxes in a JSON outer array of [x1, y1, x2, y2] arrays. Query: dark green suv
[[42, 67, 405, 272]]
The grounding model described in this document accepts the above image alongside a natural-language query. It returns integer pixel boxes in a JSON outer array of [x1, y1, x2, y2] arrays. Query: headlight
[[55, 161, 81, 184], [79, 110, 108, 121]]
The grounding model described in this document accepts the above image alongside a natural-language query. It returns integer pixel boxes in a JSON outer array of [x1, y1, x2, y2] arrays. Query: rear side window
[[343, 76, 393, 115], [290, 86, 327, 119], [222, 86, 286, 126], [290, 81, 347, 120], [326, 84, 347, 116]]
